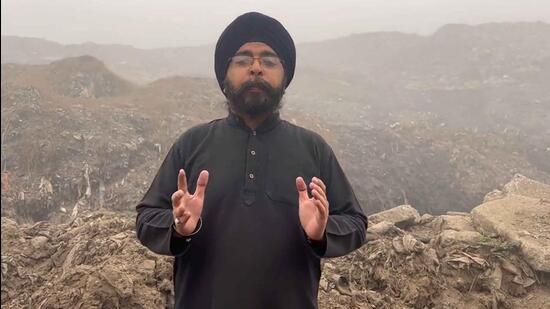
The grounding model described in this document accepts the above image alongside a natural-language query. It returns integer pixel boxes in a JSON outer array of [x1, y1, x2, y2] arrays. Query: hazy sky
[[2, 0, 549, 49]]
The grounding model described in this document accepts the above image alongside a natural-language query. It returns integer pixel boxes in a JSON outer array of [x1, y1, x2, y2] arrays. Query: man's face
[[223, 42, 286, 116]]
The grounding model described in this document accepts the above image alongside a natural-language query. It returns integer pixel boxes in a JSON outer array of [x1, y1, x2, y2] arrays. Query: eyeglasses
[[229, 55, 283, 69]]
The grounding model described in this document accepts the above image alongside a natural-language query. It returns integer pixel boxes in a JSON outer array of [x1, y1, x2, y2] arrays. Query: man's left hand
[[296, 176, 329, 241]]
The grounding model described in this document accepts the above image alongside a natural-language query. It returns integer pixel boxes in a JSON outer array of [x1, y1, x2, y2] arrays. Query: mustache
[[237, 78, 274, 94]]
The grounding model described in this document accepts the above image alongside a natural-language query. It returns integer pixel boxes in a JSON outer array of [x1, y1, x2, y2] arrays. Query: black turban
[[214, 12, 296, 94]]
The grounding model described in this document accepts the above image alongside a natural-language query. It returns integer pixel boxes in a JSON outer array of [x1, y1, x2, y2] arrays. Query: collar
[[226, 110, 282, 134]]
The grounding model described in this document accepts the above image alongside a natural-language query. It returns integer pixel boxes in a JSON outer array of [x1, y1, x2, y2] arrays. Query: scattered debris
[[2, 175, 548, 308]]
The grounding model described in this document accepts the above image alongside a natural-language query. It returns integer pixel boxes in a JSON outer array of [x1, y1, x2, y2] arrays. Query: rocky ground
[[2, 175, 549, 308], [318, 174, 550, 309]]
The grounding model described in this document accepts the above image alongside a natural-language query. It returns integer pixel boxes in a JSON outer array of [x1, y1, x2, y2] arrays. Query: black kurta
[[136, 111, 368, 309]]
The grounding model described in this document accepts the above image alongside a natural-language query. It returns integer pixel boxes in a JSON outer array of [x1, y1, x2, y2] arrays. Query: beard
[[223, 77, 285, 117]]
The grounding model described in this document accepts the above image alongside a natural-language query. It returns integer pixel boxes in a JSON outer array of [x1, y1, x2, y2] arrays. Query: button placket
[[243, 131, 260, 206], [246, 132, 259, 183]]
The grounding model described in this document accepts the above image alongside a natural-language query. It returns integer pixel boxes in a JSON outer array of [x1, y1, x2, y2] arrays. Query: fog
[[2, 0, 549, 48], [2, 1, 550, 307]]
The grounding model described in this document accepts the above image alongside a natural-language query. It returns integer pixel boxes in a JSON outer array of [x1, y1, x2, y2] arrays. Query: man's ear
[[222, 77, 229, 95]]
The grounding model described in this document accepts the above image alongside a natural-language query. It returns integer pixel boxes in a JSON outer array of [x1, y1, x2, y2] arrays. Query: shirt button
[[250, 150, 256, 156], [249, 173, 255, 179]]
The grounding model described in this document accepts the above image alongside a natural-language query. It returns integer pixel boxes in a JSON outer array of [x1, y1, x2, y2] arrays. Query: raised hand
[[296, 176, 329, 241], [172, 169, 209, 236]]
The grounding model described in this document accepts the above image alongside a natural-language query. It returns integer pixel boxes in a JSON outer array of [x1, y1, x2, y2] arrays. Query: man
[[136, 12, 368, 309]]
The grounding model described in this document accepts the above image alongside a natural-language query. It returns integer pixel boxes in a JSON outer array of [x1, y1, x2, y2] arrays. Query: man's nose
[[249, 58, 263, 75]]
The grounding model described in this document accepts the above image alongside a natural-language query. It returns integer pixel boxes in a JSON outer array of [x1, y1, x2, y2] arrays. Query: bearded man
[[136, 11, 368, 309]]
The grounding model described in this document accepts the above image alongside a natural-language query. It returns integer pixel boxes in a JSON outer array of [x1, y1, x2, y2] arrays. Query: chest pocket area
[[265, 149, 320, 207]]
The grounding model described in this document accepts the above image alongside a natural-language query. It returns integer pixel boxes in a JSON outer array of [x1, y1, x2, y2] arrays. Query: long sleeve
[[314, 146, 368, 258], [135, 138, 192, 256]]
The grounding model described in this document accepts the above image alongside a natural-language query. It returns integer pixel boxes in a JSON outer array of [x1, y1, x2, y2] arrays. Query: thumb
[[296, 177, 310, 202]]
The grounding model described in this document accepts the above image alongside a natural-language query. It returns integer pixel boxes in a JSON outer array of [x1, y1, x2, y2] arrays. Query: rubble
[[473, 174, 550, 272], [502, 174, 550, 200], [2, 175, 549, 308], [368, 204, 420, 228], [1, 212, 174, 308], [319, 175, 550, 308], [429, 214, 477, 232], [472, 195, 550, 272], [437, 229, 484, 247]]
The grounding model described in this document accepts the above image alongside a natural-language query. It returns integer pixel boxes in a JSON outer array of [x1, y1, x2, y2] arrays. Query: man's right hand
[[172, 169, 209, 236]]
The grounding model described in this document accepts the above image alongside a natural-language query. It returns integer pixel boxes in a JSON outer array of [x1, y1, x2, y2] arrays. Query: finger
[[176, 212, 191, 226], [171, 190, 185, 207], [309, 182, 327, 199], [312, 177, 327, 192], [314, 199, 329, 219], [178, 169, 188, 193], [296, 177, 310, 201], [173, 203, 187, 217], [194, 170, 209, 199], [312, 189, 329, 210]]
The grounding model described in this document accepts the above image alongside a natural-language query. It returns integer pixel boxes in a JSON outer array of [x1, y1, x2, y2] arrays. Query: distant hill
[[4, 22, 548, 134], [3, 22, 550, 85], [1, 36, 213, 84], [298, 22, 550, 73], [293, 22, 550, 125], [2, 55, 135, 99]]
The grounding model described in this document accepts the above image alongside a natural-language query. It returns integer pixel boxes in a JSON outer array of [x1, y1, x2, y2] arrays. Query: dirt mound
[[2, 176, 549, 308], [319, 215, 549, 308], [2, 56, 135, 99], [1, 212, 174, 308], [1, 60, 225, 224], [48, 55, 135, 98]]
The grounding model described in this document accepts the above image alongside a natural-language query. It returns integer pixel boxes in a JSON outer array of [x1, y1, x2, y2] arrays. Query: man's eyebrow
[[260, 50, 278, 57], [233, 50, 278, 57], [234, 50, 253, 56]]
